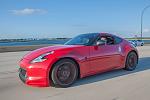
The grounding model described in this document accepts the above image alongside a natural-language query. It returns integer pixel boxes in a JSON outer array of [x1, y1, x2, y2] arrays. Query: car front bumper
[[18, 58, 52, 87]]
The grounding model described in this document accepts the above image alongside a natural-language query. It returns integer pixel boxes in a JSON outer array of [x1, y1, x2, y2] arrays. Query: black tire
[[141, 44, 144, 46], [51, 59, 78, 88], [124, 52, 138, 71]]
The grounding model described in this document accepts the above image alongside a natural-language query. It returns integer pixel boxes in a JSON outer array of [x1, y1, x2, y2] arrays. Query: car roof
[[82, 32, 121, 38], [99, 32, 111, 35], [99, 32, 119, 37]]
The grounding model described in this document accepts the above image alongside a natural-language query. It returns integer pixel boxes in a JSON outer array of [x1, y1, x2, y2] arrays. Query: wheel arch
[[126, 50, 139, 64], [49, 57, 81, 83]]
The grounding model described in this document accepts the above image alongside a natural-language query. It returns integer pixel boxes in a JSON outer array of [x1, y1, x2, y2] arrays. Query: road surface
[[0, 46, 150, 100]]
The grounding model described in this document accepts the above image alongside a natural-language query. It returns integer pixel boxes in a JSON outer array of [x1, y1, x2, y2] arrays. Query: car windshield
[[65, 33, 98, 46]]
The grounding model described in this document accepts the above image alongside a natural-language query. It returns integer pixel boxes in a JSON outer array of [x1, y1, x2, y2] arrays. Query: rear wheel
[[124, 52, 138, 71], [51, 59, 78, 88]]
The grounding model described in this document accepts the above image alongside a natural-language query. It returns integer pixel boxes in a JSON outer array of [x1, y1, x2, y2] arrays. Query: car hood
[[23, 45, 83, 61]]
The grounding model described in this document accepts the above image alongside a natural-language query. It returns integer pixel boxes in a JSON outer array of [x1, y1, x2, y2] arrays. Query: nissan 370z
[[19, 33, 138, 87]]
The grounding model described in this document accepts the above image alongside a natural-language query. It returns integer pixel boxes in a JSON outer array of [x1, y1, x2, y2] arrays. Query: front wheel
[[51, 59, 78, 88], [124, 52, 138, 71]]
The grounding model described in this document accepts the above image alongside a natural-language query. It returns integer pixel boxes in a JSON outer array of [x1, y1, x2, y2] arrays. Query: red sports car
[[19, 33, 138, 87]]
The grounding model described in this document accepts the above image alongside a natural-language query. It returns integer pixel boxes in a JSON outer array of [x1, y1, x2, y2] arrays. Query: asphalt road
[[0, 46, 150, 100]]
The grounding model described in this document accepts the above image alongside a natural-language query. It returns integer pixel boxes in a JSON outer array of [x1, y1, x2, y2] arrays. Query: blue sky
[[0, 0, 150, 39]]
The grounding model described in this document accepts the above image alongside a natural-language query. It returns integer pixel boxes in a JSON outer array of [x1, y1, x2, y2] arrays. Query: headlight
[[31, 51, 54, 63]]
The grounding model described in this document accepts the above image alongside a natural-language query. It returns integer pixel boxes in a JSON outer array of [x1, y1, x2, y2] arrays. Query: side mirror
[[96, 40, 106, 46]]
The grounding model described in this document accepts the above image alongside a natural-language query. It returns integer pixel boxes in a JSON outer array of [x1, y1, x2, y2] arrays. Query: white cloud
[[143, 28, 150, 33], [10, 8, 47, 15]]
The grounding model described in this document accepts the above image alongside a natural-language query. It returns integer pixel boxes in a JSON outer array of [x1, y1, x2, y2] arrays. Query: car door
[[89, 35, 122, 73]]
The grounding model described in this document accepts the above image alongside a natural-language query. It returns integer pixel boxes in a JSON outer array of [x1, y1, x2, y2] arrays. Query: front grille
[[19, 68, 27, 83]]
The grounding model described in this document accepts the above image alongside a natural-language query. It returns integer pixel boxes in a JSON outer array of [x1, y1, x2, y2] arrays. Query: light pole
[[141, 5, 150, 40]]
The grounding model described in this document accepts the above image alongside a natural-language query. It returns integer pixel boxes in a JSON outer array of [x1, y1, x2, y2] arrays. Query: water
[[0, 39, 150, 46], [144, 40, 150, 44], [0, 39, 70, 46]]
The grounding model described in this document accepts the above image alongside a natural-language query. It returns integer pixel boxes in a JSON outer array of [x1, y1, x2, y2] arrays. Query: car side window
[[94, 35, 115, 45], [106, 36, 115, 45], [114, 36, 123, 44]]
